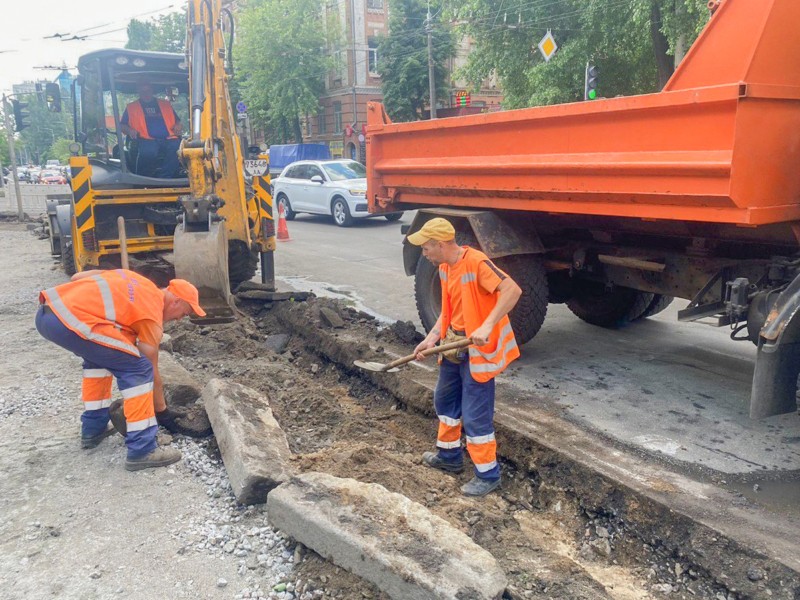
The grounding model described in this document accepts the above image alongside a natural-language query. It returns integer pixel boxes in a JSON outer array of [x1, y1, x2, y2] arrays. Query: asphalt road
[[270, 210, 800, 481]]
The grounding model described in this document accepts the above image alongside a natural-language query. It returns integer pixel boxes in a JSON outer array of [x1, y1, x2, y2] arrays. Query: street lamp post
[[2, 94, 25, 220]]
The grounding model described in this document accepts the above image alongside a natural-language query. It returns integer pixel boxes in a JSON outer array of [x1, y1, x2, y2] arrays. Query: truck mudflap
[[750, 273, 800, 418]]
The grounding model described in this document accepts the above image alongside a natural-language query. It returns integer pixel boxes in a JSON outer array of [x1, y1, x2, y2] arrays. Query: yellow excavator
[[55, 0, 275, 322]]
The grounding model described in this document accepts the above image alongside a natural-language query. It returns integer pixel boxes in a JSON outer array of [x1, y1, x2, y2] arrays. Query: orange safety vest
[[125, 99, 178, 140], [439, 247, 520, 382], [40, 270, 164, 357]]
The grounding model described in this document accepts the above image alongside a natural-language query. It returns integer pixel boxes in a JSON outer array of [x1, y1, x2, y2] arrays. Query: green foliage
[[46, 138, 73, 165], [17, 96, 72, 165], [448, 0, 710, 109], [126, 10, 186, 53], [234, 0, 331, 143], [378, 0, 455, 122]]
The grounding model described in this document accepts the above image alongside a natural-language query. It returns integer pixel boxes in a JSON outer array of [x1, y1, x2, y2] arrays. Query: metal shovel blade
[[353, 360, 400, 373]]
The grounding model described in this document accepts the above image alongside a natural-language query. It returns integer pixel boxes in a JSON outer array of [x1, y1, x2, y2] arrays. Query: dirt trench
[[161, 294, 783, 600]]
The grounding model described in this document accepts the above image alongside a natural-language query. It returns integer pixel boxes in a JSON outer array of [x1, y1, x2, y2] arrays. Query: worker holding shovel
[[408, 218, 522, 497]]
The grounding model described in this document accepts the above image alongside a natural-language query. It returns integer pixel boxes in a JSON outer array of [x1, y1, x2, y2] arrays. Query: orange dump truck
[[366, 0, 800, 419]]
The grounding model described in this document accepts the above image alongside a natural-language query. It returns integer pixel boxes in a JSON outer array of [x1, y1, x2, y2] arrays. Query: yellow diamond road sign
[[538, 30, 558, 62]]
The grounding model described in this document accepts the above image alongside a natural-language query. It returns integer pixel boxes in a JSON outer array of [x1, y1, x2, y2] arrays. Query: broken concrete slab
[[203, 378, 292, 505], [268, 472, 507, 600], [236, 283, 312, 302], [158, 350, 202, 408], [319, 307, 345, 329]]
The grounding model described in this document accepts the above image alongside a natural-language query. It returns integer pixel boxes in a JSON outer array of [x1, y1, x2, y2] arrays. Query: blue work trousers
[[136, 138, 181, 178], [35, 306, 157, 458], [434, 359, 500, 480]]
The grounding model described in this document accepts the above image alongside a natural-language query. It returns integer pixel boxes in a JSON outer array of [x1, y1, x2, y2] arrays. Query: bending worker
[[35, 269, 206, 471], [410, 218, 522, 497], [120, 80, 183, 178]]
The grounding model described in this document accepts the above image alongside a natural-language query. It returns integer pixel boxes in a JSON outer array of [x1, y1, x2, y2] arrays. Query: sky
[[0, 0, 182, 94]]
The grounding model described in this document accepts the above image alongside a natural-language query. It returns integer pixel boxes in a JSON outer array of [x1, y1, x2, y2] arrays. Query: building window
[[367, 0, 383, 9], [318, 110, 327, 135], [333, 49, 347, 85], [368, 38, 379, 76], [333, 101, 342, 133]]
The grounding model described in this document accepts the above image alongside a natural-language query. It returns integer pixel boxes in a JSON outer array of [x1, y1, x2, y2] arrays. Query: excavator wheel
[[60, 238, 77, 277], [567, 281, 653, 328], [228, 239, 258, 289]]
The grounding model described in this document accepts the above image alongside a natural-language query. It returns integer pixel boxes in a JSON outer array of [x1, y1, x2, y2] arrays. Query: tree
[[378, 0, 455, 122], [234, 0, 330, 143], [126, 10, 186, 53], [449, 0, 710, 109], [46, 138, 73, 165], [17, 95, 71, 165]]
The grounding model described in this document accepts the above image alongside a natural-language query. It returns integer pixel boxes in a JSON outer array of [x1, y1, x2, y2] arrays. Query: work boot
[[125, 446, 182, 472], [422, 451, 464, 474], [461, 476, 501, 497], [80, 424, 116, 449], [108, 399, 126, 435]]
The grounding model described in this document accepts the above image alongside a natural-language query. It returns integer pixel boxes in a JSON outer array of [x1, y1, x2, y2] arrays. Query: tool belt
[[441, 328, 468, 363]]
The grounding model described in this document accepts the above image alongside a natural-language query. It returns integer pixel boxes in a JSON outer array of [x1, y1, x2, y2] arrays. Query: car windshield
[[322, 161, 366, 182]]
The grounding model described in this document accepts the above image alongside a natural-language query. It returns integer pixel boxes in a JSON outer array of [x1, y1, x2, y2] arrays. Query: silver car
[[272, 159, 403, 227]]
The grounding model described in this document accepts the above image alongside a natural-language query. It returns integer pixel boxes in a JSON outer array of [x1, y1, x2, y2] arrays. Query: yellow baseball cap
[[167, 279, 207, 317], [407, 218, 456, 246]]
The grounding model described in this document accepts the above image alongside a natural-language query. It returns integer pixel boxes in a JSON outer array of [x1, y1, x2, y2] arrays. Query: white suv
[[272, 160, 403, 227]]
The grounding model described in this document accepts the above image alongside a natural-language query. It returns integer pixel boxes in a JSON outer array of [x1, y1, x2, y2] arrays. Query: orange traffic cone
[[277, 203, 291, 242]]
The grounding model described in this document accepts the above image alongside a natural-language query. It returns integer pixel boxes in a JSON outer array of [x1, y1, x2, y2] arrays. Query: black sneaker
[[80, 425, 116, 449], [422, 451, 465, 473], [461, 476, 501, 497]]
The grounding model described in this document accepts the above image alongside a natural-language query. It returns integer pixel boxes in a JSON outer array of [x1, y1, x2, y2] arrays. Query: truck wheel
[[384, 213, 403, 222], [60, 238, 77, 276], [494, 254, 548, 345], [414, 256, 441, 333], [228, 240, 258, 288], [567, 282, 653, 327], [637, 294, 674, 320]]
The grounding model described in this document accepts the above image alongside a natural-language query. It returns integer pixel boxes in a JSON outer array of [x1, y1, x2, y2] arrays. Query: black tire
[[277, 194, 296, 221], [414, 251, 548, 346], [566, 282, 653, 328], [494, 254, 548, 345], [384, 212, 403, 222], [331, 197, 353, 227], [414, 257, 441, 333], [228, 239, 258, 289], [60, 237, 77, 276], [637, 294, 674, 320]]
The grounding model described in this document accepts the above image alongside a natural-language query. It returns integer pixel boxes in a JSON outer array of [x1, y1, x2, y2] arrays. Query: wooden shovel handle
[[382, 338, 473, 371]]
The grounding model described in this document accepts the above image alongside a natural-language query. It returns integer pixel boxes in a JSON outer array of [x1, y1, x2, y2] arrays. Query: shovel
[[354, 338, 473, 373]]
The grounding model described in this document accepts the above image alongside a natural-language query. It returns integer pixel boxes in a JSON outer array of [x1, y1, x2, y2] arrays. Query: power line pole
[[2, 94, 25, 221], [426, 3, 437, 119]]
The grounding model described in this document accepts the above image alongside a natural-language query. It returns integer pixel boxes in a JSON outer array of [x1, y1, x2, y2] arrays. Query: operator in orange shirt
[[410, 218, 522, 497], [120, 80, 183, 178], [35, 269, 205, 471]]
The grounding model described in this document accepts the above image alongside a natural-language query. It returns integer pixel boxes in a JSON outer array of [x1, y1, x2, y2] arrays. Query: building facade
[[303, 0, 503, 162]]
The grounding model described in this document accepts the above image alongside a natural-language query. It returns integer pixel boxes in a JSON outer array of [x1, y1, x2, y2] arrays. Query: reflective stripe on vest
[[126, 99, 177, 140], [469, 324, 514, 361], [46, 287, 141, 356]]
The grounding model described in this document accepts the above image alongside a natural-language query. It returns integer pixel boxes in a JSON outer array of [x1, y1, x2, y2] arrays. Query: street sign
[[244, 159, 268, 176], [236, 101, 247, 113], [358, 134, 365, 143], [237, 112, 248, 120], [455, 90, 471, 107], [538, 30, 558, 63]]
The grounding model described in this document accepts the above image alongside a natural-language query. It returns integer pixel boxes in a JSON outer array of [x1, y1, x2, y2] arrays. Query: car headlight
[[349, 188, 367, 196]]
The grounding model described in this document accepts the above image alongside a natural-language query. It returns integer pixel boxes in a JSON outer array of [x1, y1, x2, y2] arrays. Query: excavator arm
[[174, 0, 275, 322]]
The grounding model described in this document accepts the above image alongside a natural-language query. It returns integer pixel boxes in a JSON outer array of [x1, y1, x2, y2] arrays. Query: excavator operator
[[120, 79, 183, 178]]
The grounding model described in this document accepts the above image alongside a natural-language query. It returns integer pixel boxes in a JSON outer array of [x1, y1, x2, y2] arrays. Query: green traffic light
[[588, 89, 597, 100]]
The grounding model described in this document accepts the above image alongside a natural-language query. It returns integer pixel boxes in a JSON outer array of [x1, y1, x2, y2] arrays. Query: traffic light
[[585, 63, 599, 101], [45, 83, 62, 112], [11, 99, 30, 132]]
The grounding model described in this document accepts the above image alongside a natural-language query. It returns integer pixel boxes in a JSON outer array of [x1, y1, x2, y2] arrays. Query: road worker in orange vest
[[120, 79, 183, 178], [35, 270, 205, 471], [410, 218, 522, 497]]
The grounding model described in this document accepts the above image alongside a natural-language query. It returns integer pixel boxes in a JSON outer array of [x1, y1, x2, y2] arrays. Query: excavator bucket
[[174, 220, 236, 324]]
